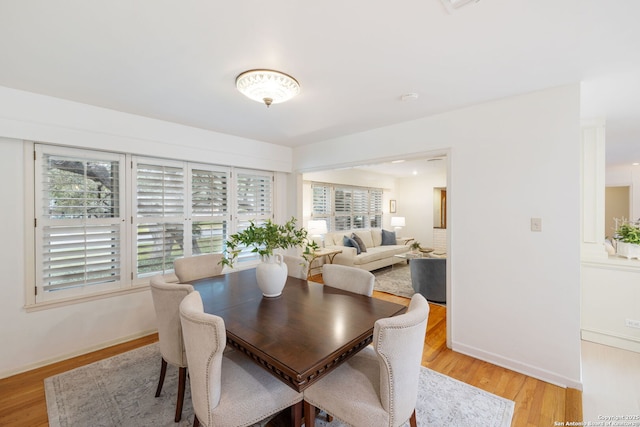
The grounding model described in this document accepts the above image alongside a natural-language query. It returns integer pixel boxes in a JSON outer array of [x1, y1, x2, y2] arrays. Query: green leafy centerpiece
[[221, 217, 318, 297], [614, 219, 640, 260]]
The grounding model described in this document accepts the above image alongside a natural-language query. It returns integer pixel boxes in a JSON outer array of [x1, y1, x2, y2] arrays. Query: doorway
[[605, 186, 630, 237]]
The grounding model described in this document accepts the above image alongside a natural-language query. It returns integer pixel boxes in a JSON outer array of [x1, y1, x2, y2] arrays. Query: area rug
[[373, 263, 416, 298], [45, 343, 514, 427]]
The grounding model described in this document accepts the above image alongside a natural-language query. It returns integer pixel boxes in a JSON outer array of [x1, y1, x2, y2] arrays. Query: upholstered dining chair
[[322, 264, 375, 296], [303, 293, 430, 427], [173, 253, 223, 283], [283, 254, 309, 280], [179, 291, 304, 427], [149, 275, 194, 422]]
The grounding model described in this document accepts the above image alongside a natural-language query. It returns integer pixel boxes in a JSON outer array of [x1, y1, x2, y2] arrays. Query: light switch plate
[[531, 218, 542, 232]]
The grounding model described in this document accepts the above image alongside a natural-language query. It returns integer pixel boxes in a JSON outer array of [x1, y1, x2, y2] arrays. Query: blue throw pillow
[[381, 229, 396, 246], [343, 235, 361, 254]]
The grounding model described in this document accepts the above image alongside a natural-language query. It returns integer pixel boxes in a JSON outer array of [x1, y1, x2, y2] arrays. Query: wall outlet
[[625, 318, 640, 329]]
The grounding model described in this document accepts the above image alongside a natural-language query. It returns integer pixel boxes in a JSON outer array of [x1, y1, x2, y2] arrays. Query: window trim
[[34, 144, 128, 302]]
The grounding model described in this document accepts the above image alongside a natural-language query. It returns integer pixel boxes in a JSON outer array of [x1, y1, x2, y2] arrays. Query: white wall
[[582, 261, 640, 352], [580, 160, 640, 353], [294, 85, 582, 388], [0, 87, 294, 377], [396, 171, 447, 248], [607, 164, 640, 220]]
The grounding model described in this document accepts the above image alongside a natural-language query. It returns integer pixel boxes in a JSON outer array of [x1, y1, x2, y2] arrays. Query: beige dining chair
[[303, 293, 430, 427], [149, 275, 194, 422], [179, 291, 304, 427], [283, 254, 309, 280], [173, 253, 223, 282], [322, 264, 375, 296]]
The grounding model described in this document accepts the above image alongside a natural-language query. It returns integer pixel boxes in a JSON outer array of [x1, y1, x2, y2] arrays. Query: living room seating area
[[324, 229, 410, 271]]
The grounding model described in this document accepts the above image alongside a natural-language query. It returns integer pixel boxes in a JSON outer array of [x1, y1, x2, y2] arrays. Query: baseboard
[[581, 329, 640, 353], [452, 341, 583, 390], [0, 329, 158, 380]]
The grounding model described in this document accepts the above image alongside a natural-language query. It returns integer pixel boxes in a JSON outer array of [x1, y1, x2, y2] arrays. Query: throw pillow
[[343, 235, 361, 254], [381, 229, 396, 246], [351, 233, 367, 253]]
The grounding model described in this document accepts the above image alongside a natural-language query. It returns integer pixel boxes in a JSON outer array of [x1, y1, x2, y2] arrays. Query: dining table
[[188, 268, 406, 392]]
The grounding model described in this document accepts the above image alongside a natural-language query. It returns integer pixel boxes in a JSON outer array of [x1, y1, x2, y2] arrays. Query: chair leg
[[304, 401, 316, 427], [290, 401, 303, 427], [409, 409, 417, 427], [175, 366, 187, 422], [155, 358, 167, 397], [193, 414, 200, 427]]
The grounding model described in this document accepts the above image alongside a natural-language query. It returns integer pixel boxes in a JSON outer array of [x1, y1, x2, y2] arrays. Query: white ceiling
[[1, 0, 639, 170]]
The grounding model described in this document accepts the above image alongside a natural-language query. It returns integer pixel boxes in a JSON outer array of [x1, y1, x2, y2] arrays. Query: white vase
[[256, 254, 288, 297], [616, 241, 640, 260]]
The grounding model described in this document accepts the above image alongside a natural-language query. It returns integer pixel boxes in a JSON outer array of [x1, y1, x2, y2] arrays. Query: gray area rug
[[373, 263, 416, 298], [45, 343, 514, 427]]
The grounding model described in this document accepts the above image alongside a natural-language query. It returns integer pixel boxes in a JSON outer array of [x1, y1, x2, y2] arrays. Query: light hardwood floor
[[0, 288, 582, 426]]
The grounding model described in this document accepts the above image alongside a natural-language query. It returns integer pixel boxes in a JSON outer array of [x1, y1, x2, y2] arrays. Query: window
[[35, 145, 126, 301], [235, 170, 274, 262], [32, 144, 272, 303], [312, 183, 332, 230], [133, 159, 185, 278], [190, 165, 230, 256], [310, 182, 383, 232]]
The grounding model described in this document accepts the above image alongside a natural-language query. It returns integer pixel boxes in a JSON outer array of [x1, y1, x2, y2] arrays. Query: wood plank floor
[[0, 287, 582, 426]]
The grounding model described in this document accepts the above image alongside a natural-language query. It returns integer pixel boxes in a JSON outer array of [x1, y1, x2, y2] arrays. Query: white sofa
[[324, 229, 410, 271]]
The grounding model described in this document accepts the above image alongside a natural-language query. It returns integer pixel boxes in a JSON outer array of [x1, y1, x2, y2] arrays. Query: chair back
[[373, 293, 429, 422], [149, 276, 194, 367], [410, 258, 446, 303], [283, 255, 309, 280], [179, 291, 227, 426], [174, 253, 223, 282], [322, 264, 374, 296]]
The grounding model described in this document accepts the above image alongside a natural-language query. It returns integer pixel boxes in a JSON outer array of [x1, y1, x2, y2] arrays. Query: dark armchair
[[409, 258, 446, 304]]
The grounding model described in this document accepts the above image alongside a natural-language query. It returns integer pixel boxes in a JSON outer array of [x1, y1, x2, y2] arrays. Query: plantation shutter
[[369, 189, 383, 228], [35, 145, 126, 301], [190, 165, 230, 255], [334, 187, 352, 231], [311, 183, 332, 231], [234, 170, 273, 262], [352, 188, 368, 229], [134, 159, 185, 277], [310, 182, 384, 232]]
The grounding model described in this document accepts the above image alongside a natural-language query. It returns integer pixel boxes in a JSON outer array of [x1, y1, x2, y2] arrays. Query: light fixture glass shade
[[307, 220, 328, 236], [236, 69, 300, 107], [390, 217, 406, 227]]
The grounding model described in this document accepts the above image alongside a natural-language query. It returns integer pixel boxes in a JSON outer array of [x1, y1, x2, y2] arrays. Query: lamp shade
[[307, 220, 328, 236], [390, 217, 406, 227]]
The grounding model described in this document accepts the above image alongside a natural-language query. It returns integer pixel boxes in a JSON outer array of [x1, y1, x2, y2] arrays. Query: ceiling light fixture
[[235, 69, 300, 108]]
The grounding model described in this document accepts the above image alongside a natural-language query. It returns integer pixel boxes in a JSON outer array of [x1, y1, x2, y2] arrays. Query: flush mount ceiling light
[[235, 69, 300, 107]]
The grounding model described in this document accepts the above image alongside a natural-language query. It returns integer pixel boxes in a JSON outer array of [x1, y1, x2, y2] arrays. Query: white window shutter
[[35, 145, 126, 301]]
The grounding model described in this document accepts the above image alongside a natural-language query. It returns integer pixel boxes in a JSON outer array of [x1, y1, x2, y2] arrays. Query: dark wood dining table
[[189, 268, 406, 392]]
